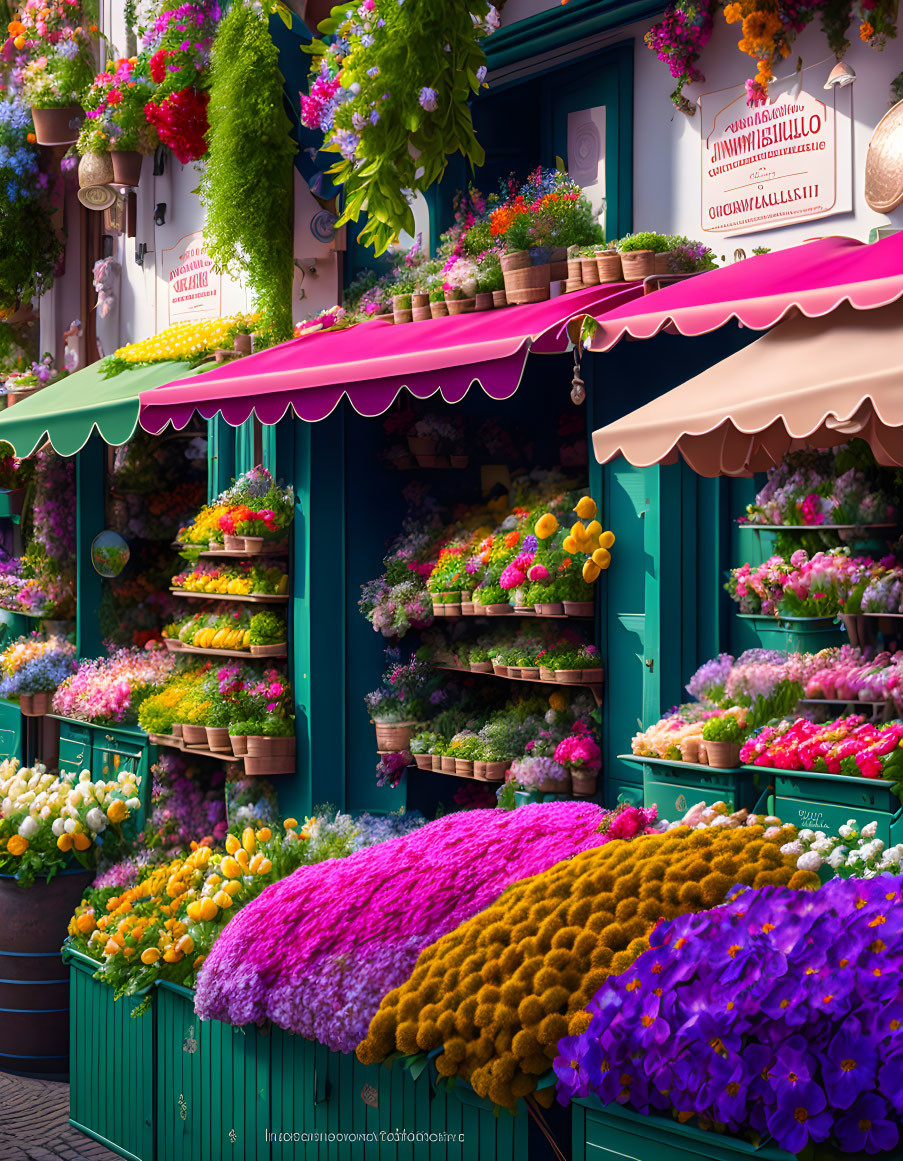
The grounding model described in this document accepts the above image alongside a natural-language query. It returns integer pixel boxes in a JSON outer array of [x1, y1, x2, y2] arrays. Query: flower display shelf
[[618, 754, 765, 818], [798, 697, 891, 722], [169, 588, 289, 604], [441, 608, 594, 620], [173, 643, 287, 660], [734, 613, 846, 653], [766, 766, 903, 849], [435, 663, 603, 706], [197, 546, 288, 559], [573, 1097, 795, 1161], [147, 733, 244, 764], [736, 523, 896, 532]]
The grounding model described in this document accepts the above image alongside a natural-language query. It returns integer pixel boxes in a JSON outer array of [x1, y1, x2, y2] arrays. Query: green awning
[[0, 360, 198, 457]]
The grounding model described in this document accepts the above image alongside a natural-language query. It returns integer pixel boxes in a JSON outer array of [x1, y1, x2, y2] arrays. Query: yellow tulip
[[570, 521, 586, 542], [586, 520, 602, 539], [236, 848, 250, 870], [106, 799, 128, 824], [225, 834, 240, 854], [283, 818, 298, 830], [56, 834, 73, 853], [221, 856, 243, 880], [257, 828, 272, 842], [562, 536, 578, 553], [599, 530, 615, 550], [141, 948, 161, 965], [583, 559, 601, 583], [256, 858, 272, 875], [592, 548, 611, 569], [72, 832, 92, 851], [575, 496, 597, 520], [213, 891, 234, 909], [186, 900, 203, 922], [223, 880, 242, 897], [241, 827, 255, 854], [199, 897, 219, 921], [534, 513, 558, 540]]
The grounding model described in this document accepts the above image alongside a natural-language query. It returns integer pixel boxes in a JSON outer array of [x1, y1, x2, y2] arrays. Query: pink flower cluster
[[554, 727, 601, 772], [741, 716, 903, 780], [51, 646, 175, 725], [729, 549, 876, 617], [195, 802, 612, 1052], [500, 550, 536, 591]]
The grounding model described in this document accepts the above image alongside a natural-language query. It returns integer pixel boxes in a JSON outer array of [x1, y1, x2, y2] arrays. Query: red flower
[[144, 88, 209, 164], [149, 49, 170, 84]]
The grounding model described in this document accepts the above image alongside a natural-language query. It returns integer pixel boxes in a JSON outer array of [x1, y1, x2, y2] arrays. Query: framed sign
[[160, 232, 222, 323], [699, 72, 852, 237]]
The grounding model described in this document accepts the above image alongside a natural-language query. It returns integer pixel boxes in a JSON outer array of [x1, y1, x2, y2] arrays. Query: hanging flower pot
[[373, 720, 419, 751], [110, 149, 143, 187], [32, 106, 85, 147]]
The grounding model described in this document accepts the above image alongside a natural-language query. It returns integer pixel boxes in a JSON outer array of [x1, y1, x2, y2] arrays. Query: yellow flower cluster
[[356, 826, 819, 1110], [175, 567, 289, 597], [69, 826, 278, 990], [110, 313, 261, 368], [179, 504, 231, 546], [534, 496, 615, 584]]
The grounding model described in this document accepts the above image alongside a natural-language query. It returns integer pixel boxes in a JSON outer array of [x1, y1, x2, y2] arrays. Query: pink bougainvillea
[[195, 802, 615, 1052]]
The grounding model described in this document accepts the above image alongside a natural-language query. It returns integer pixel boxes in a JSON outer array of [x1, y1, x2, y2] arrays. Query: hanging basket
[[31, 105, 84, 146], [110, 149, 143, 187]]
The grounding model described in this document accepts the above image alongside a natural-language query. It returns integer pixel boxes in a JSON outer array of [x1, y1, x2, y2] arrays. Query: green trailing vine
[[200, 1, 296, 342]]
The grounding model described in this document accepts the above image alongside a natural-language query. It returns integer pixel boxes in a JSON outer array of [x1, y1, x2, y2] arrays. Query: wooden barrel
[[0, 867, 92, 1075]]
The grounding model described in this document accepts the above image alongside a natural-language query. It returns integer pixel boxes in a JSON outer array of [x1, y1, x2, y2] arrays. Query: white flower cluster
[[666, 799, 785, 835], [785, 819, 903, 879], [0, 758, 141, 845]]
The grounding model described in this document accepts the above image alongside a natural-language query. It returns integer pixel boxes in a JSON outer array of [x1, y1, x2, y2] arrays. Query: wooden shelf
[[167, 643, 287, 660], [196, 548, 289, 559], [147, 734, 244, 763], [618, 753, 759, 775], [437, 610, 593, 621], [170, 588, 288, 604], [435, 663, 603, 705]]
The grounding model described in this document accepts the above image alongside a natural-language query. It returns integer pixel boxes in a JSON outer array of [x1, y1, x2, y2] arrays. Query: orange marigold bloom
[[860, 20, 874, 38]]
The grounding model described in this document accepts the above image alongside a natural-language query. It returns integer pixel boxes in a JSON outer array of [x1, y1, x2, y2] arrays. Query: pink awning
[[138, 282, 643, 433], [586, 233, 903, 353], [591, 300, 903, 477]]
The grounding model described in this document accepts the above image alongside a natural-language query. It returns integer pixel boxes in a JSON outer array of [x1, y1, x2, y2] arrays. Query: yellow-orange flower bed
[[356, 825, 819, 1110]]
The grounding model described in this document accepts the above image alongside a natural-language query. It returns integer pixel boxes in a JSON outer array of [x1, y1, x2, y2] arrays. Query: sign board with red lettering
[[699, 81, 851, 237], [161, 232, 222, 323]]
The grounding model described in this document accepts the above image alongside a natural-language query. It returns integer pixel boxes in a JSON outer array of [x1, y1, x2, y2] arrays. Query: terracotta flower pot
[[563, 601, 595, 617], [110, 149, 143, 187], [229, 734, 249, 756], [31, 105, 84, 146], [208, 540, 221, 551], [704, 740, 742, 769], [483, 604, 512, 616], [539, 774, 569, 794], [223, 534, 245, 552], [430, 300, 449, 319], [247, 735, 295, 757], [392, 295, 413, 324], [492, 289, 508, 308], [233, 333, 252, 356], [407, 436, 436, 457], [501, 251, 550, 305], [595, 252, 623, 282], [620, 250, 655, 281], [181, 724, 207, 745], [507, 667, 521, 679], [519, 666, 540, 680], [492, 663, 509, 676], [445, 296, 475, 316], [480, 761, 508, 781], [474, 292, 494, 311], [441, 756, 456, 773], [535, 602, 564, 616], [20, 691, 51, 717], [473, 761, 487, 779], [243, 756, 295, 776], [411, 293, 431, 322], [455, 759, 474, 778], [549, 245, 569, 280], [654, 251, 674, 275], [243, 536, 264, 554], [205, 727, 232, 752], [431, 754, 444, 772], [572, 773, 598, 798], [581, 668, 604, 683], [580, 258, 601, 286], [374, 721, 418, 751], [567, 257, 583, 282], [470, 661, 493, 673], [171, 724, 183, 739], [680, 737, 700, 763], [555, 669, 583, 682], [413, 754, 433, 770], [250, 642, 287, 656], [539, 666, 555, 682]]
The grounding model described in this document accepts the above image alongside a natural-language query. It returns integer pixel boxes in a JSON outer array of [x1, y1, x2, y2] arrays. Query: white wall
[[498, 0, 903, 250]]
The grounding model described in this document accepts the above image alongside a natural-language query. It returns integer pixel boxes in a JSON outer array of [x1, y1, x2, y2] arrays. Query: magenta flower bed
[[195, 802, 610, 1052]]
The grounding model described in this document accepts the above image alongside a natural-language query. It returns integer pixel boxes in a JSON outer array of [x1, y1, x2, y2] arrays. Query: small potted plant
[[228, 719, 256, 757], [554, 731, 601, 797], [535, 580, 564, 618], [15, 4, 95, 147], [560, 570, 596, 618], [249, 611, 287, 657], [428, 286, 449, 319], [244, 714, 296, 776], [475, 744, 509, 782], [232, 323, 254, 357], [618, 232, 671, 281], [410, 730, 439, 770], [204, 699, 233, 753], [392, 273, 415, 324], [534, 755, 572, 795], [474, 252, 503, 312], [469, 646, 492, 674], [700, 712, 749, 769], [551, 649, 583, 683], [578, 645, 603, 684], [475, 584, 511, 616]]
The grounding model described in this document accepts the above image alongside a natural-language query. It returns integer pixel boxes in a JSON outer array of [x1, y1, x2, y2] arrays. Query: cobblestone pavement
[[0, 1071, 120, 1161]]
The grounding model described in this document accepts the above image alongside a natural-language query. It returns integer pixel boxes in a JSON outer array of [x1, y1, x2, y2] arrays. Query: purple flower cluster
[[195, 802, 611, 1053], [685, 652, 732, 701], [555, 877, 903, 1154]]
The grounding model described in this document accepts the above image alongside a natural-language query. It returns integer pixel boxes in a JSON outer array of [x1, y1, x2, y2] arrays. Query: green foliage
[[701, 714, 748, 744], [618, 231, 671, 253], [200, 3, 296, 341], [249, 611, 286, 646], [308, 1, 492, 254]]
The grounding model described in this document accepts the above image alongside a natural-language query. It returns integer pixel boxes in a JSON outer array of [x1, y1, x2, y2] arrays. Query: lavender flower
[[418, 87, 438, 111]]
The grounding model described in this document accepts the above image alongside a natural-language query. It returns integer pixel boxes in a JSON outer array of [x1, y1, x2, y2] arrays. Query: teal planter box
[[0, 695, 22, 764], [771, 767, 903, 846], [573, 1100, 794, 1161], [67, 947, 154, 1161], [620, 756, 763, 817], [269, 1028, 527, 1160], [734, 614, 845, 654], [52, 717, 153, 828], [156, 981, 271, 1161]]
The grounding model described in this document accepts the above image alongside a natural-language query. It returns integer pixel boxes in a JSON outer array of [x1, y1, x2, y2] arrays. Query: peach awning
[[591, 300, 903, 477]]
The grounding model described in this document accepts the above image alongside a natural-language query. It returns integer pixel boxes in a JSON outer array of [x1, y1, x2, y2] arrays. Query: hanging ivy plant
[[301, 0, 500, 255], [0, 98, 61, 314], [200, 1, 296, 342]]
